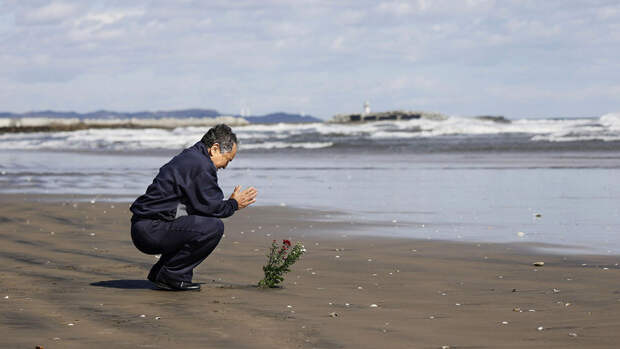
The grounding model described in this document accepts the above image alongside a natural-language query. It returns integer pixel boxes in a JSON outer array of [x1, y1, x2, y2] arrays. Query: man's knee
[[192, 216, 224, 237], [214, 218, 224, 236]]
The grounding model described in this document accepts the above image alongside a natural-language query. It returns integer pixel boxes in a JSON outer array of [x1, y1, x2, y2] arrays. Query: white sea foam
[[240, 142, 333, 150], [600, 113, 620, 132], [1, 113, 619, 151], [0, 128, 196, 151], [233, 115, 620, 141], [257, 115, 617, 142], [0, 127, 333, 151], [529, 113, 620, 142]]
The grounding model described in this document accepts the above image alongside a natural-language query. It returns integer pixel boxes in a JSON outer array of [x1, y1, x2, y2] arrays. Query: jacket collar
[[194, 141, 217, 172]]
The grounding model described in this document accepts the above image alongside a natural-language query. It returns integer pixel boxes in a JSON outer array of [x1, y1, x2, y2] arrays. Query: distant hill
[[242, 112, 321, 124], [0, 109, 321, 123]]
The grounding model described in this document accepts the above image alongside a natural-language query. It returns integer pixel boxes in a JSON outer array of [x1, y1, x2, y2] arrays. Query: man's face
[[210, 142, 237, 169]]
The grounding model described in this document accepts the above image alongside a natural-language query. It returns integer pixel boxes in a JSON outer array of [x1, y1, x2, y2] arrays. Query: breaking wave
[[1, 113, 619, 152], [235, 113, 620, 142]]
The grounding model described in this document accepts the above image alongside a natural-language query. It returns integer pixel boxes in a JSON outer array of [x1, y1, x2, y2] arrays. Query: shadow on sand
[[91, 279, 156, 290]]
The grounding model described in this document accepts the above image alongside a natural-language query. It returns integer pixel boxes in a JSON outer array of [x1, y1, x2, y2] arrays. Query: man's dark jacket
[[130, 141, 238, 221]]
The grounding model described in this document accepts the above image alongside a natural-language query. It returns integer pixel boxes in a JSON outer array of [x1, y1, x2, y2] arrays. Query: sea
[[1, 113, 619, 254]]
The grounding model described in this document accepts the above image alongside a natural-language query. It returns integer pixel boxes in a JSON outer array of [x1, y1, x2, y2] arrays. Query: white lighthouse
[[363, 101, 370, 116]]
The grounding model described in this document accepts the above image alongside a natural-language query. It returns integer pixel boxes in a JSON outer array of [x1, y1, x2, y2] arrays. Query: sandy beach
[[1, 194, 619, 348]]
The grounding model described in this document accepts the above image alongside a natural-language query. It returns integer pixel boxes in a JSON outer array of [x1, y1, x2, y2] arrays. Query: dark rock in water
[[330, 110, 446, 123], [475, 115, 511, 123]]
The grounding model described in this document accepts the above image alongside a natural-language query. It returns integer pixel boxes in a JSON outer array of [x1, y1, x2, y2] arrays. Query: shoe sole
[[151, 280, 174, 290], [151, 280, 200, 291]]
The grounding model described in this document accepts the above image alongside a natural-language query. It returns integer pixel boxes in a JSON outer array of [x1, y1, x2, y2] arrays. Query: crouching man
[[130, 124, 257, 291]]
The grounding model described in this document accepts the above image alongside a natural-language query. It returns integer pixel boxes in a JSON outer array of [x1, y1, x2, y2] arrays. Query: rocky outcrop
[[329, 110, 446, 123]]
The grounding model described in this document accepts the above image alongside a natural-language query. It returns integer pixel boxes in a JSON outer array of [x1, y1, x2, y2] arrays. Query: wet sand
[[1, 195, 619, 348]]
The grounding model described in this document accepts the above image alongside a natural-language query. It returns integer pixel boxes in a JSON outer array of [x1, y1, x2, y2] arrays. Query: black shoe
[[153, 273, 201, 291]]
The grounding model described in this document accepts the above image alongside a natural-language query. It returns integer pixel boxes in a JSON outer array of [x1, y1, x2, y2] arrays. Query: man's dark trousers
[[131, 215, 224, 282]]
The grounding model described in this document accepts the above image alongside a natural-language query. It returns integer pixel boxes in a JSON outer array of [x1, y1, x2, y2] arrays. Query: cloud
[[68, 9, 144, 42], [0, 0, 619, 118], [20, 2, 79, 25], [376, 1, 418, 16], [331, 36, 345, 50]]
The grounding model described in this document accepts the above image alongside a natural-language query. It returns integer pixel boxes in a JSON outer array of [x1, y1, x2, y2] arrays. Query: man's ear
[[210, 143, 221, 155]]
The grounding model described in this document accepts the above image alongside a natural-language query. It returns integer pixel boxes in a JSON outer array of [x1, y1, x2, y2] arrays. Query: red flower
[[283, 239, 291, 247]]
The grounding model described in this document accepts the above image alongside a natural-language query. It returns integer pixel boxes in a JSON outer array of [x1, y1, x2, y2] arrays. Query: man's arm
[[181, 171, 238, 218]]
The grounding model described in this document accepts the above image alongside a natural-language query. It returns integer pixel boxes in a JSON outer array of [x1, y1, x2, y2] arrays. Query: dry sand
[[1, 194, 619, 348]]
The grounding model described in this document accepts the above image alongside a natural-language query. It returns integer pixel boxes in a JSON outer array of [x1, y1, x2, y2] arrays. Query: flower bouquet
[[258, 239, 305, 288]]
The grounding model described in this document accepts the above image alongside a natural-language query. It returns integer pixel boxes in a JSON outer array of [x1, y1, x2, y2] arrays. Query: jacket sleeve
[[181, 170, 238, 218]]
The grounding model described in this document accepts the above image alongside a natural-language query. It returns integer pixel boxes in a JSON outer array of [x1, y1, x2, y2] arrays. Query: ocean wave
[[231, 115, 620, 143], [531, 134, 620, 142], [0, 128, 198, 151], [600, 113, 620, 132], [240, 142, 334, 149], [0, 127, 334, 151], [1, 113, 619, 151]]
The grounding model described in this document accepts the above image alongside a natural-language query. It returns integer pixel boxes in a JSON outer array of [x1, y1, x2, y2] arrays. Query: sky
[[0, 0, 619, 119]]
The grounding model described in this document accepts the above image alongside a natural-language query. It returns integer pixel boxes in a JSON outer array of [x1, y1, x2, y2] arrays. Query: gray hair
[[201, 124, 238, 153]]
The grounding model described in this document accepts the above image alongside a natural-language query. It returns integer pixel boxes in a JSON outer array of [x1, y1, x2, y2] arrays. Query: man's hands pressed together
[[230, 185, 258, 209]]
